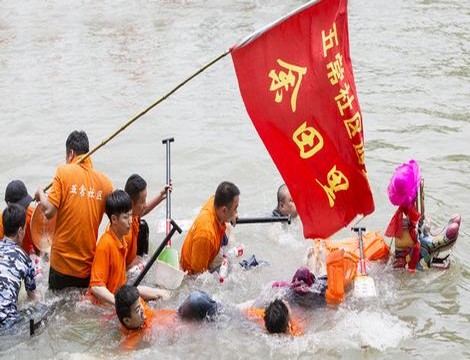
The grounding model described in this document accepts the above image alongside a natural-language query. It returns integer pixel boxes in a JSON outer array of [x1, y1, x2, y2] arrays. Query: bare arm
[[142, 184, 172, 217], [90, 286, 115, 305], [137, 285, 171, 301], [34, 187, 58, 219]]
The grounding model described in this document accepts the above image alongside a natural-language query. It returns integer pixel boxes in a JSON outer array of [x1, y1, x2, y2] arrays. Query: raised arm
[[142, 183, 172, 217]]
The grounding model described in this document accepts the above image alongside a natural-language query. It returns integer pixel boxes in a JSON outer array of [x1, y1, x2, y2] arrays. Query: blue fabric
[[0, 238, 36, 327]]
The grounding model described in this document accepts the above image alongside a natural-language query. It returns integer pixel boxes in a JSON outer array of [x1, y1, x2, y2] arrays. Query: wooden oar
[[352, 227, 377, 298]]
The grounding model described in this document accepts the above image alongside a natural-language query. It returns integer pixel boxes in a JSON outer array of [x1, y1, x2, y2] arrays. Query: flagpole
[[44, 50, 230, 191], [231, 0, 322, 50]]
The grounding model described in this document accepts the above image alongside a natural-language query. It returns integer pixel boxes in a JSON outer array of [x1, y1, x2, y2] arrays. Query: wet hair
[[264, 299, 290, 334], [177, 290, 219, 321], [124, 174, 147, 203], [2, 203, 26, 238], [66, 130, 89, 155], [115, 285, 140, 326], [214, 181, 240, 208], [276, 184, 288, 206], [105, 190, 132, 220]]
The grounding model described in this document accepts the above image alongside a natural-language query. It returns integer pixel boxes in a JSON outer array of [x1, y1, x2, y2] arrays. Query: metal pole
[[234, 215, 291, 225]]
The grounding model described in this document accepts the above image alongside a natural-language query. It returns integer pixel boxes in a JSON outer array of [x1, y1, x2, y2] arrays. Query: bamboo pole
[[44, 50, 230, 191]]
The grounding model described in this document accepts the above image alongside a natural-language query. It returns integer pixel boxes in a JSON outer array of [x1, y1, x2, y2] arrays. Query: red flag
[[231, 0, 374, 238]]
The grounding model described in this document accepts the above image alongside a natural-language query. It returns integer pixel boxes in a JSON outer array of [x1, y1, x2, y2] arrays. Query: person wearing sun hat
[[1, 180, 37, 255]]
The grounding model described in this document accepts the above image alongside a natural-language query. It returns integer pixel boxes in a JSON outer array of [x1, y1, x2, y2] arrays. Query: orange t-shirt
[[123, 216, 140, 267], [89, 228, 127, 296], [120, 299, 177, 350], [0, 205, 35, 254], [180, 195, 226, 274], [48, 156, 113, 278], [245, 307, 304, 336]]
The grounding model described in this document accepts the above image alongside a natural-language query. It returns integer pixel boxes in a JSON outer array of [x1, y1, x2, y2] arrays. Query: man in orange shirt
[[89, 190, 169, 305], [123, 174, 171, 270], [1, 180, 37, 255], [35, 130, 113, 290], [180, 181, 240, 274]]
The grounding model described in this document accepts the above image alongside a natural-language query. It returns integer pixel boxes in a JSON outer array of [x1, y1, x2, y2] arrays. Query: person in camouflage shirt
[[0, 203, 38, 329]]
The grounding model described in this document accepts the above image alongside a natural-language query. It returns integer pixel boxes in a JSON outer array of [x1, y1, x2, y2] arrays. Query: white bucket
[[154, 260, 185, 290]]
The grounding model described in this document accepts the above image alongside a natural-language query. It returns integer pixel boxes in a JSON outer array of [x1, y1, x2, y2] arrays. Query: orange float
[[30, 204, 56, 252]]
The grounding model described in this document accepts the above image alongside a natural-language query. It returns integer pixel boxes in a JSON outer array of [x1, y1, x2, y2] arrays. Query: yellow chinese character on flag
[[292, 121, 324, 159], [316, 165, 350, 207], [334, 83, 354, 116], [322, 22, 338, 58], [326, 53, 344, 85], [343, 111, 362, 139], [353, 140, 365, 165], [269, 59, 307, 113]]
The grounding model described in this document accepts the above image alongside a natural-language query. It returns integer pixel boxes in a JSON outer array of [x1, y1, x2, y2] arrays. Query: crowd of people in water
[[0, 130, 461, 344]]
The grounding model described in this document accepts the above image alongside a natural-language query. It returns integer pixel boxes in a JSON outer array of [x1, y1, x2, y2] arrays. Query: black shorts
[[49, 267, 90, 290]]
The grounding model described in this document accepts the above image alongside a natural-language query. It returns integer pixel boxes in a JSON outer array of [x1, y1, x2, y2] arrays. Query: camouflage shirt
[[0, 238, 36, 327]]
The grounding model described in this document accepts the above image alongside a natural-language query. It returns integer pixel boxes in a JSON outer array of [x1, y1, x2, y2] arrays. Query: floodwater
[[0, 0, 469, 359]]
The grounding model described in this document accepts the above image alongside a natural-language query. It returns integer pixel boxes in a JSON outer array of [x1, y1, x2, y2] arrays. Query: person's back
[[50, 158, 112, 277], [0, 204, 37, 328], [35, 130, 113, 289]]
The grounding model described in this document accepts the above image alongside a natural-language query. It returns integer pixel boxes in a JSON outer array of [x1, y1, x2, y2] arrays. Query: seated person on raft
[[0, 204, 40, 330], [272, 183, 298, 219], [88, 190, 169, 305], [115, 285, 218, 349]]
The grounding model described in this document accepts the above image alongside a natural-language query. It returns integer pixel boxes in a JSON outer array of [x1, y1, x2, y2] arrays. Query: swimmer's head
[[177, 290, 219, 321], [115, 285, 145, 330], [264, 299, 291, 334], [276, 184, 298, 219]]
